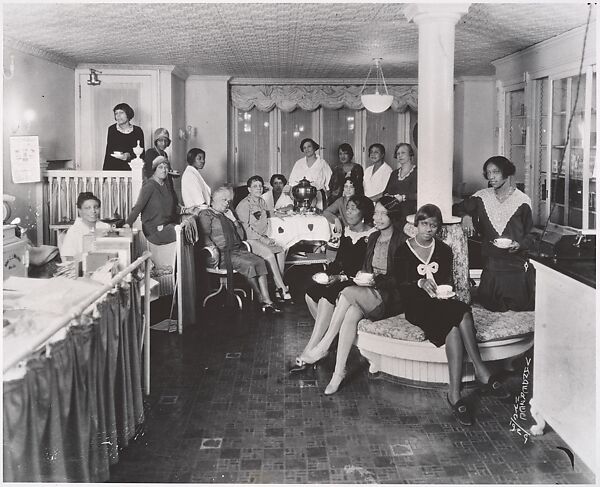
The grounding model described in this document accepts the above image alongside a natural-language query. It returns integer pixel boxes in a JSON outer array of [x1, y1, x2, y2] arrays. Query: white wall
[[2, 46, 75, 244], [184, 76, 230, 190], [453, 78, 496, 196]]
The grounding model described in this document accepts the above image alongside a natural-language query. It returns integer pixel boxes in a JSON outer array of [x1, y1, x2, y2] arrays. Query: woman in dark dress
[[328, 143, 364, 204], [453, 156, 535, 311], [292, 195, 375, 371], [384, 142, 417, 221], [103, 103, 145, 171], [125, 158, 179, 244], [396, 204, 509, 425], [301, 196, 407, 394], [322, 176, 365, 234]]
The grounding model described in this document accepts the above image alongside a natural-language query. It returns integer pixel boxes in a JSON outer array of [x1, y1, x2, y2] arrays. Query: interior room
[[2, 2, 597, 484]]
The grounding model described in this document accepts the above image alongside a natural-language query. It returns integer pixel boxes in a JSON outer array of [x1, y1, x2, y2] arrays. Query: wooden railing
[[43, 164, 144, 245]]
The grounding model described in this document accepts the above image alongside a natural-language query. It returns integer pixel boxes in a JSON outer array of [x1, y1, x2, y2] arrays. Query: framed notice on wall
[[10, 135, 41, 183]]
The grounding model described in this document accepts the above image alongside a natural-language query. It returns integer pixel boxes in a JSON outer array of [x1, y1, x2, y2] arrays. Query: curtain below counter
[[231, 84, 418, 113], [3, 283, 144, 483]]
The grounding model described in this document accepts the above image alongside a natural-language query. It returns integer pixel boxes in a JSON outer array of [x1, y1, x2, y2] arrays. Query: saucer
[[353, 277, 374, 287], [493, 238, 513, 249], [436, 291, 456, 299]]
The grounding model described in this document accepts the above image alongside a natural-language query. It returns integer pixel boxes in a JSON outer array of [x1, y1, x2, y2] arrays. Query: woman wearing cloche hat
[[143, 128, 172, 179]]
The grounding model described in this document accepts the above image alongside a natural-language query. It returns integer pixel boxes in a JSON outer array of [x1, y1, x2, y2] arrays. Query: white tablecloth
[[268, 214, 331, 249]]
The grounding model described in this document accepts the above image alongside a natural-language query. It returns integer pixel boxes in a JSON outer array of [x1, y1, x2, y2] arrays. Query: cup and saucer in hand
[[312, 272, 330, 285], [353, 272, 375, 287], [111, 151, 124, 158], [493, 237, 513, 249], [435, 284, 456, 299]]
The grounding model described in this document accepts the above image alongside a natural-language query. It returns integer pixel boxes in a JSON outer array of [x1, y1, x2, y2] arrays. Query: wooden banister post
[[129, 140, 144, 230]]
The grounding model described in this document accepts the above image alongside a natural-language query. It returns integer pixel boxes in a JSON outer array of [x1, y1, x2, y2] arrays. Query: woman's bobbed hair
[[113, 103, 134, 121], [299, 138, 320, 152], [247, 175, 264, 187], [186, 148, 206, 165], [414, 204, 443, 232], [270, 173, 287, 186], [77, 191, 101, 209], [393, 142, 415, 160], [347, 194, 374, 223], [342, 175, 364, 197], [368, 143, 386, 157], [338, 143, 354, 161], [483, 155, 516, 179]]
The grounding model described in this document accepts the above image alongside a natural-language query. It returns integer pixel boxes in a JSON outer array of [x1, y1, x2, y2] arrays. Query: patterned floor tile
[[109, 287, 596, 485]]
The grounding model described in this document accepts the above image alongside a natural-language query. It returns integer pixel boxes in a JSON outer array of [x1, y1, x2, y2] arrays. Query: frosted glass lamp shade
[[361, 93, 393, 113]]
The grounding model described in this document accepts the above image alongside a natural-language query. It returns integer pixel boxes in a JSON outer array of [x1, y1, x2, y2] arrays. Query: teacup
[[436, 284, 453, 298], [313, 272, 329, 285], [112, 151, 123, 157], [355, 272, 374, 283], [494, 237, 513, 249]]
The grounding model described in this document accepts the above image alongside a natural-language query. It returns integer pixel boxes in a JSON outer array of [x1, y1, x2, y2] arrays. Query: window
[[232, 106, 416, 186]]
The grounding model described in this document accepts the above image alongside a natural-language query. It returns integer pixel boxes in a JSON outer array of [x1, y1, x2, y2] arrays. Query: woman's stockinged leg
[[457, 312, 491, 384], [445, 327, 464, 405], [264, 252, 286, 291], [301, 299, 335, 356], [309, 294, 352, 354], [257, 275, 274, 304], [275, 250, 286, 276], [247, 276, 264, 302], [305, 294, 318, 320], [332, 305, 364, 376]]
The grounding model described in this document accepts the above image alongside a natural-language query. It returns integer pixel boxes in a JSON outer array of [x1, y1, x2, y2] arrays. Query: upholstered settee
[[355, 304, 534, 386]]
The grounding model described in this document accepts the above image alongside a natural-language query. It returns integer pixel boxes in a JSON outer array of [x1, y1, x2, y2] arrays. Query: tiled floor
[[109, 269, 595, 484]]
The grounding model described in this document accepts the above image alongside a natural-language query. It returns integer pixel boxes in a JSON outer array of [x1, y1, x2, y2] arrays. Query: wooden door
[[77, 71, 155, 170]]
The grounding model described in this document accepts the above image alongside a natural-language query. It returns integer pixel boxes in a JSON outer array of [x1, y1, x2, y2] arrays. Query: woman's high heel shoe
[[302, 347, 329, 365], [261, 302, 281, 314], [276, 287, 293, 303], [324, 371, 346, 395]]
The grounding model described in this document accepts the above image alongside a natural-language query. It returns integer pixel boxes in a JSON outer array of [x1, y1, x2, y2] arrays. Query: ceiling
[[2, 2, 593, 80]]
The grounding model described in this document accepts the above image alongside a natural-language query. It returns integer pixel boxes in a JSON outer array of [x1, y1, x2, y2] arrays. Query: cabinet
[[529, 260, 596, 473], [535, 68, 596, 232], [504, 87, 527, 190]]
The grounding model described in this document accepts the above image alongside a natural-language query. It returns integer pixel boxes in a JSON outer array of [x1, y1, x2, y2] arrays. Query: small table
[[268, 213, 331, 249]]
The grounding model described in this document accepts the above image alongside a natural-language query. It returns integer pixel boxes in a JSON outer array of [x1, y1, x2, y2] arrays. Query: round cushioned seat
[[355, 304, 535, 386]]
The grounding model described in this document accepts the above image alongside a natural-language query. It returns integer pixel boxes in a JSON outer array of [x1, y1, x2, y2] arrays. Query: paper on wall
[[10, 135, 41, 183]]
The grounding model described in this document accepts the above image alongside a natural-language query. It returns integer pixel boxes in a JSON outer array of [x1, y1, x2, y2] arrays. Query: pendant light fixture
[[360, 58, 394, 113]]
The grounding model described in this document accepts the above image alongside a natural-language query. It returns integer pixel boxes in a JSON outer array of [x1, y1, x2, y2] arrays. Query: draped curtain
[[3, 283, 144, 483], [231, 85, 418, 113]]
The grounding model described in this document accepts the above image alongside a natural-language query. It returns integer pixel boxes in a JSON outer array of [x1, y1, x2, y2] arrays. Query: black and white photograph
[[2, 1, 597, 484]]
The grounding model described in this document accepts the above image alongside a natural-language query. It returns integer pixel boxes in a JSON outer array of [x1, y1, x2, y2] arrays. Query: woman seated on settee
[[60, 192, 111, 260], [125, 157, 180, 244], [290, 195, 375, 372], [453, 156, 535, 312], [198, 186, 280, 313], [322, 176, 366, 235], [236, 176, 292, 302], [395, 203, 510, 426], [300, 196, 407, 394]]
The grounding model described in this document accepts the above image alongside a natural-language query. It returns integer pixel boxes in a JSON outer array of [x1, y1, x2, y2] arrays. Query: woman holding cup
[[291, 195, 375, 372], [395, 204, 510, 425], [103, 102, 145, 171]]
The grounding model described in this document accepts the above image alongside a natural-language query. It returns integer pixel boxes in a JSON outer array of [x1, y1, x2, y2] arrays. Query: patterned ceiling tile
[[2, 3, 592, 79]]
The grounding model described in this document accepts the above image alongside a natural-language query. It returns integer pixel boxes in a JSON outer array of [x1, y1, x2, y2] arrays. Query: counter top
[[530, 254, 596, 288]]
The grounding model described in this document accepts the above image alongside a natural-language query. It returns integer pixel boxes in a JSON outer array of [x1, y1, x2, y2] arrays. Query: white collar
[[473, 188, 531, 236]]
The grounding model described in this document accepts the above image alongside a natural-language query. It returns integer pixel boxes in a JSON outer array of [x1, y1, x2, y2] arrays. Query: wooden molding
[[4, 36, 77, 69]]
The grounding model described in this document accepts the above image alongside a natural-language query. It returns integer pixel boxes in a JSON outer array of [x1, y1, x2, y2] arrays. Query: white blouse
[[288, 156, 332, 191], [363, 162, 393, 199]]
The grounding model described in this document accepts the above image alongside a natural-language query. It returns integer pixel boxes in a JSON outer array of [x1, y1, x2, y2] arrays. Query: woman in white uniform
[[288, 138, 332, 210], [60, 192, 111, 260]]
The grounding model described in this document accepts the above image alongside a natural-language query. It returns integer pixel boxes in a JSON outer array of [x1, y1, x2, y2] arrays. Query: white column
[[405, 4, 470, 223]]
